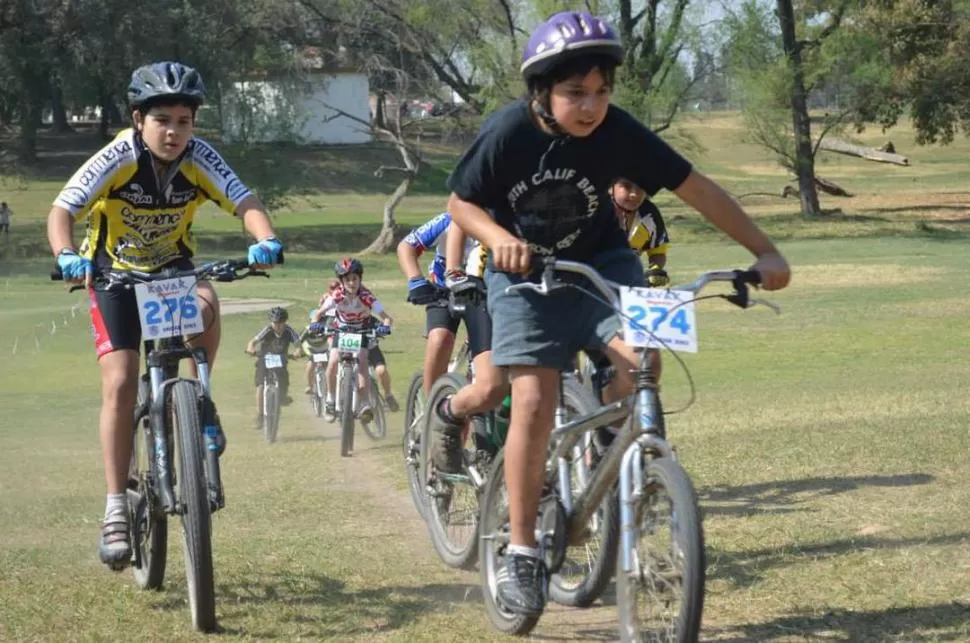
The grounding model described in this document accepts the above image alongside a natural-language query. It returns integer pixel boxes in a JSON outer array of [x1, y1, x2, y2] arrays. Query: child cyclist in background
[[446, 11, 790, 616], [246, 306, 302, 427], [612, 177, 670, 286], [397, 212, 508, 472], [312, 257, 395, 422], [46, 61, 283, 569]]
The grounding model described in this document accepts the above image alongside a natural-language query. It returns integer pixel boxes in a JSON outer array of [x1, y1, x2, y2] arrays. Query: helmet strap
[[530, 97, 570, 138]]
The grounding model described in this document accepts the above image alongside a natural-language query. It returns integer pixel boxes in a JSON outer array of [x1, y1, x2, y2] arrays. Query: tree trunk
[[50, 79, 75, 134], [18, 95, 40, 163], [818, 137, 909, 166], [777, 0, 821, 218], [361, 174, 410, 254]]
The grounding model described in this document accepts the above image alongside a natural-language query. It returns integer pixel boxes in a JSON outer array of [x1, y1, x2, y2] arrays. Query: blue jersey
[[401, 212, 486, 284]]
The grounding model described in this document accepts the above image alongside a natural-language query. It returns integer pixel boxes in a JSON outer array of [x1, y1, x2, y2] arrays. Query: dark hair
[[134, 97, 200, 120], [527, 53, 618, 107]]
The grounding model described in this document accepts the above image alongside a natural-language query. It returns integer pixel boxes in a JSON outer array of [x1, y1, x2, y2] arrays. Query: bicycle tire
[[171, 380, 217, 632], [403, 372, 427, 520], [339, 363, 355, 457], [263, 381, 279, 444], [361, 374, 387, 440], [313, 368, 326, 418], [422, 372, 480, 570], [478, 448, 540, 636], [549, 378, 620, 608], [616, 456, 705, 643], [130, 376, 167, 591]]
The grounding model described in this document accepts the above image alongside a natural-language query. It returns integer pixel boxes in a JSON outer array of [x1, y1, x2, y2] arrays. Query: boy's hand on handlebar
[[491, 234, 531, 275], [56, 250, 93, 286], [750, 251, 790, 291], [248, 237, 283, 269]]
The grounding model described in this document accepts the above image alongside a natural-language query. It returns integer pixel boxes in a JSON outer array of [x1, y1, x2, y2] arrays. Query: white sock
[[507, 544, 541, 559], [326, 392, 334, 404], [104, 493, 127, 519]]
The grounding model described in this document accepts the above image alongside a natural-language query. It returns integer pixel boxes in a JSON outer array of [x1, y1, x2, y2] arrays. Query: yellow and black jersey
[[624, 199, 669, 258], [53, 128, 252, 271]]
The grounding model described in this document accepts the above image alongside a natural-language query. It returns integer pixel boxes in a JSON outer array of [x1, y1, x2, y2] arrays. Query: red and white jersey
[[319, 283, 384, 327]]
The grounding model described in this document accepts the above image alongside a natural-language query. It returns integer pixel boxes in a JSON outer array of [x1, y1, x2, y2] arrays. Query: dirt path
[[220, 298, 292, 316], [289, 398, 624, 641]]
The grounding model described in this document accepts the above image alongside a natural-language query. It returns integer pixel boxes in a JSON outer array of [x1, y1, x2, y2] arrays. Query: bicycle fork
[[617, 388, 674, 577]]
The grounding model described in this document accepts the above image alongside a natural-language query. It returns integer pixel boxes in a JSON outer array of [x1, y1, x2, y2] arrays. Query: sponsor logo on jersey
[[78, 139, 133, 188]]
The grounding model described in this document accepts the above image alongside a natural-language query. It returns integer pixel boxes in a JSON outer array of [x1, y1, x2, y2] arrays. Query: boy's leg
[[305, 359, 314, 393], [424, 305, 460, 394]]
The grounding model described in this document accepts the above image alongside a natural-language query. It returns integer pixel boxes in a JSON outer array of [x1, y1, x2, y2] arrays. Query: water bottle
[[492, 395, 512, 450], [204, 424, 222, 453]]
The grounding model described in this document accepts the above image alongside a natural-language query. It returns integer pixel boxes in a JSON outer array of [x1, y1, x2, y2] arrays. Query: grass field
[[1, 113, 970, 641]]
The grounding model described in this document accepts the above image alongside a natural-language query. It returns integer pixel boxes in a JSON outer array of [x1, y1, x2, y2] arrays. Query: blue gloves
[[248, 237, 283, 266], [56, 250, 93, 282], [308, 322, 327, 334], [376, 324, 392, 338]]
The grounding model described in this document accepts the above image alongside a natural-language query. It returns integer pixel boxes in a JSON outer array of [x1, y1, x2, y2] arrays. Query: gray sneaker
[[496, 552, 548, 616], [98, 512, 131, 571]]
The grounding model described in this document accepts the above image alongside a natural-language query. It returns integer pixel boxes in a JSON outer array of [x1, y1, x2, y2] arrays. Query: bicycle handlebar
[[505, 256, 777, 313], [50, 254, 284, 292]]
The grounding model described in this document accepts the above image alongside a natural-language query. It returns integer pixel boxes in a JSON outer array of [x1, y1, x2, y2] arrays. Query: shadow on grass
[[709, 529, 969, 590], [710, 601, 970, 642], [149, 573, 483, 638], [700, 473, 934, 518]]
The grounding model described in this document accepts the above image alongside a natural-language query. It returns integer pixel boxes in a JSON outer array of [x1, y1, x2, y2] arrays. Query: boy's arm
[[673, 170, 790, 290], [445, 221, 465, 272], [446, 194, 530, 274], [396, 236, 424, 280]]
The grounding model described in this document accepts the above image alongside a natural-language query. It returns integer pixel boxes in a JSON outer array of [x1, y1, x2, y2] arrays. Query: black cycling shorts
[[424, 300, 491, 358], [89, 258, 198, 358], [254, 360, 291, 389], [368, 345, 387, 368]]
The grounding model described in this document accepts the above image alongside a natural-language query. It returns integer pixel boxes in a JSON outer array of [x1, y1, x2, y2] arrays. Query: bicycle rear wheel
[[616, 456, 704, 643], [171, 380, 217, 632]]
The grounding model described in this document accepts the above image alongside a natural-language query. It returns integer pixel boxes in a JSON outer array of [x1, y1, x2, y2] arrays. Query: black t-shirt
[[252, 325, 300, 357], [447, 100, 692, 261]]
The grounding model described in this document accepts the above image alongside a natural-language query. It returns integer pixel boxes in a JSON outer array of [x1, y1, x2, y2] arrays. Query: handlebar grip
[[737, 270, 762, 285]]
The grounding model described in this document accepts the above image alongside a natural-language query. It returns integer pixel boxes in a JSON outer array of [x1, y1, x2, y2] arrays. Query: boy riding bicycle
[[445, 11, 790, 616], [311, 258, 395, 422], [46, 61, 283, 569], [397, 212, 509, 471], [246, 306, 302, 427]]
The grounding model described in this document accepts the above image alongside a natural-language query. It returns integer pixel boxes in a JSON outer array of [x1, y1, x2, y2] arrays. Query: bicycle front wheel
[[263, 382, 279, 444], [130, 375, 167, 590], [339, 364, 356, 457], [171, 380, 217, 632], [403, 372, 427, 520], [616, 456, 704, 643]]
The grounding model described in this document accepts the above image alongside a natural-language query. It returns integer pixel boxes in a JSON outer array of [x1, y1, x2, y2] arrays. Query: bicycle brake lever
[[751, 298, 782, 315], [505, 282, 546, 295]]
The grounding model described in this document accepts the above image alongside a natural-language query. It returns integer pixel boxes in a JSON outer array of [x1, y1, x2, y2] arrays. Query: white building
[[221, 69, 372, 145]]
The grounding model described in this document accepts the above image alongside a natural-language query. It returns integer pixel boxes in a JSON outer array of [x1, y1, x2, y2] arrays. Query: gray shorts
[[485, 248, 645, 370]]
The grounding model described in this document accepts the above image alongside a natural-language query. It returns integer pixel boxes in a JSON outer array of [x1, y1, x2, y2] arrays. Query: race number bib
[[264, 353, 284, 368], [311, 352, 329, 363], [134, 277, 202, 340], [337, 332, 363, 353], [619, 287, 698, 353]]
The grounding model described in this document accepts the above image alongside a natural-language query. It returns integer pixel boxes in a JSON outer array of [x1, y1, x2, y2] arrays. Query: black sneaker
[[385, 394, 400, 413], [496, 552, 548, 616], [430, 401, 463, 474]]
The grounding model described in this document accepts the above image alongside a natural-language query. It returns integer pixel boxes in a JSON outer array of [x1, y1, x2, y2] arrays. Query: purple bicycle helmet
[[520, 12, 624, 82]]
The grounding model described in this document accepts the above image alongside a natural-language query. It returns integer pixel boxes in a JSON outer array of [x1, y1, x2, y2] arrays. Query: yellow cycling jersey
[[53, 128, 252, 271], [624, 201, 670, 258]]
